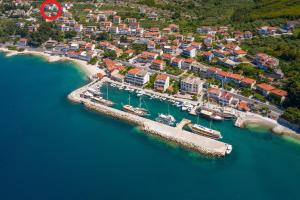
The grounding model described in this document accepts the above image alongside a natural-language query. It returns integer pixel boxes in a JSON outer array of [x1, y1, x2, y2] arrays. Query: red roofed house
[[227, 73, 243, 84], [181, 46, 197, 58], [270, 88, 288, 103], [103, 59, 124, 73], [150, 59, 165, 70], [240, 77, 256, 89], [256, 83, 275, 96], [181, 58, 194, 70], [125, 49, 134, 57], [125, 68, 150, 86], [141, 51, 158, 60], [233, 50, 247, 58], [113, 15, 121, 24], [219, 91, 233, 106], [171, 57, 183, 69], [238, 101, 250, 112], [17, 38, 28, 47], [162, 53, 174, 64], [202, 51, 214, 61], [206, 67, 221, 77], [154, 74, 170, 92], [207, 87, 221, 100]]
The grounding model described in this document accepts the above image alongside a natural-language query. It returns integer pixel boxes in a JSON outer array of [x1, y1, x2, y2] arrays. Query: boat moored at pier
[[190, 124, 222, 139], [122, 104, 146, 116], [198, 109, 224, 121], [155, 114, 176, 126]]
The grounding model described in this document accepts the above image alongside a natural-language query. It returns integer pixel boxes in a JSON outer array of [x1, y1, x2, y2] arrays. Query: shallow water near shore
[[1, 53, 300, 200]]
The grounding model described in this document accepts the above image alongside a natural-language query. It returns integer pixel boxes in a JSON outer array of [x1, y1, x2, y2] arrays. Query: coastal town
[[0, 0, 299, 155]]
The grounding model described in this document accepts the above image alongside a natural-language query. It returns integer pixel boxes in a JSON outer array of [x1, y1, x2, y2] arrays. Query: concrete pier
[[176, 119, 192, 130], [68, 82, 232, 157]]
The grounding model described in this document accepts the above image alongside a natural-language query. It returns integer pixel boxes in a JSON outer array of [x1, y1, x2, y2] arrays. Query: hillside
[[135, 0, 300, 29], [232, 0, 300, 22]]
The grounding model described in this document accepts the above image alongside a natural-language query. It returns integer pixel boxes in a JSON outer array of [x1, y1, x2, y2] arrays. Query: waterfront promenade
[[68, 80, 232, 157]]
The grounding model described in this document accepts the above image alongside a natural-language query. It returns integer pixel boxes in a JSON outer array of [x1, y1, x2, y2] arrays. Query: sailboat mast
[[139, 96, 142, 108], [106, 83, 109, 100]]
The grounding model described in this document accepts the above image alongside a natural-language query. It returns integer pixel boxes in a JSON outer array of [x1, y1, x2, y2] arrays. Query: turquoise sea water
[[0, 53, 300, 200]]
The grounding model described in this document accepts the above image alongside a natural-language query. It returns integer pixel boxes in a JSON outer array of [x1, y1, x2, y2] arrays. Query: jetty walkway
[[68, 81, 232, 157]]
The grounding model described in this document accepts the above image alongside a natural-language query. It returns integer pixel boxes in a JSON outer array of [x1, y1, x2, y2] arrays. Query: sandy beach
[[235, 112, 299, 139], [0, 47, 102, 77]]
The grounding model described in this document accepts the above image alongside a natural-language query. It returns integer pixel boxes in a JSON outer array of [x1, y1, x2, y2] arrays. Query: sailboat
[[156, 104, 176, 126], [190, 115, 222, 139], [90, 83, 113, 106], [198, 89, 224, 121], [123, 95, 146, 116]]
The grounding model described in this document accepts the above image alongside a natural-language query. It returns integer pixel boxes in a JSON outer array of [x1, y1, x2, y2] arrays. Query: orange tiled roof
[[257, 83, 275, 91], [241, 77, 256, 84], [128, 68, 142, 75], [270, 88, 288, 97], [152, 59, 164, 65], [208, 87, 221, 95], [156, 74, 169, 81]]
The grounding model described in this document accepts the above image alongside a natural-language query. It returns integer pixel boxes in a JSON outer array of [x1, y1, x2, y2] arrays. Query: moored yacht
[[123, 104, 146, 116], [190, 124, 222, 139], [155, 114, 176, 126], [199, 109, 224, 121]]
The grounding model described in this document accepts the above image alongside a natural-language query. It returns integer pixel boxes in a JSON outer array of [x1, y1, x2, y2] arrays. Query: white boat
[[123, 104, 145, 116], [90, 96, 113, 106], [81, 91, 93, 99], [182, 106, 188, 111], [226, 145, 232, 154], [123, 95, 147, 116], [137, 91, 146, 97], [87, 88, 101, 96], [155, 114, 176, 126], [111, 83, 116, 87], [125, 86, 130, 91], [175, 102, 182, 107], [200, 109, 224, 121], [190, 124, 222, 139]]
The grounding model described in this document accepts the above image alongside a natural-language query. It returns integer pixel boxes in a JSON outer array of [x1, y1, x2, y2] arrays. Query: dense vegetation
[[241, 34, 300, 123]]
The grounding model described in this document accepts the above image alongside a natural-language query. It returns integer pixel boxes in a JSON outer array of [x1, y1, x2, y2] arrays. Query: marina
[[68, 78, 233, 156]]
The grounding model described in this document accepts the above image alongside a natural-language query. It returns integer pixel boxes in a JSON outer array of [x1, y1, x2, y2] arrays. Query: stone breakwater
[[68, 84, 232, 157]]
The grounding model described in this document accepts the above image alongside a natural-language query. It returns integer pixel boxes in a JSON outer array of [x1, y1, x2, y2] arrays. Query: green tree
[[103, 50, 117, 59]]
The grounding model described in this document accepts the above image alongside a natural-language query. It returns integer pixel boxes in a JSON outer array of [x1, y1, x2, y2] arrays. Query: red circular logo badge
[[40, 0, 62, 21]]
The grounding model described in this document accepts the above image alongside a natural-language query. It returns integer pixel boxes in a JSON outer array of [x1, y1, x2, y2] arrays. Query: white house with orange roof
[[171, 57, 183, 69], [181, 46, 197, 58], [256, 83, 275, 96], [269, 88, 288, 103], [154, 74, 170, 92], [17, 38, 28, 47], [150, 60, 165, 70], [240, 77, 256, 89], [113, 16, 121, 24], [73, 24, 83, 32], [109, 26, 119, 34], [125, 68, 150, 86], [180, 77, 204, 94]]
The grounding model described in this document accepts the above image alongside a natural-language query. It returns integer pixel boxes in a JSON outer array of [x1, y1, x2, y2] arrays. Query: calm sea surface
[[0, 53, 299, 200]]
